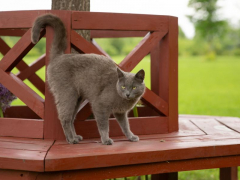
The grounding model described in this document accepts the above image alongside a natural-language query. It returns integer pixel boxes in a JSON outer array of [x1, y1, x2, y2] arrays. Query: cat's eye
[[133, 87, 136, 89], [122, 86, 125, 89]]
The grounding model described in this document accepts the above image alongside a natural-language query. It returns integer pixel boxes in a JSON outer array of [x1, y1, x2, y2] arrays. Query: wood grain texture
[[72, 12, 169, 31], [0, 29, 27, 36], [0, 11, 46, 28], [217, 117, 240, 133], [91, 30, 147, 38], [0, 136, 53, 145], [190, 118, 239, 136], [0, 118, 43, 138]]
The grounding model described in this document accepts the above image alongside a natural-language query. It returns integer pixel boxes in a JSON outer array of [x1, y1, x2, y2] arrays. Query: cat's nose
[[126, 94, 130, 98]]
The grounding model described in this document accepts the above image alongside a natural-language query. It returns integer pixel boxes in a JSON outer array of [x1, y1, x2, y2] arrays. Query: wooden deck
[[1, 115, 240, 179]]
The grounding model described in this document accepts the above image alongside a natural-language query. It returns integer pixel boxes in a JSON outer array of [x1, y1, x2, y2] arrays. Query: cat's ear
[[135, 69, 145, 83], [117, 68, 124, 79]]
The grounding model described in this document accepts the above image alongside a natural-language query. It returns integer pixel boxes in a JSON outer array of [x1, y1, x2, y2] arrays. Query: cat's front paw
[[102, 138, 114, 145], [75, 135, 83, 141], [66, 135, 83, 144], [129, 135, 139, 142]]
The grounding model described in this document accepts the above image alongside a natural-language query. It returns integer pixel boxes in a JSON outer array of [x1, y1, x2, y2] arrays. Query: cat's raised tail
[[31, 14, 67, 60]]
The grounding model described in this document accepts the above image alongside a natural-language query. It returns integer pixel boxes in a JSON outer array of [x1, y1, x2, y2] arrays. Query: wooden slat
[[45, 137, 240, 171], [167, 17, 178, 132], [71, 30, 104, 54], [119, 31, 167, 72], [0, 136, 53, 145], [0, 169, 38, 180], [53, 155, 240, 179], [17, 54, 45, 80], [4, 106, 40, 119], [0, 135, 54, 172], [72, 12, 169, 31], [74, 116, 168, 139], [190, 118, 240, 136], [217, 117, 240, 133], [0, 29, 28, 36], [0, 11, 46, 28], [152, 172, 178, 180], [0, 28, 45, 72], [142, 88, 169, 116], [0, 118, 43, 138], [0, 70, 44, 119], [178, 119, 206, 136], [220, 167, 238, 180], [0, 141, 49, 151], [0, 148, 45, 172], [91, 30, 147, 38], [0, 37, 45, 94], [150, 42, 161, 95], [44, 11, 72, 140]]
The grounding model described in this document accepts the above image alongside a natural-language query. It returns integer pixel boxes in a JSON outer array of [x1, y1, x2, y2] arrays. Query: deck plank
[[217, 117, 240, 133], [190, 118, 239, 135], [45, 136, 240, 171], [0, 148, 46, 172], [0, 137, 54, 172], [1, 116, 240, 173]]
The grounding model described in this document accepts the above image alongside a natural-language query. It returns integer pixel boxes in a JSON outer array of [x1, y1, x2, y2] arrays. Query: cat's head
[[116, 68, 146, 100]]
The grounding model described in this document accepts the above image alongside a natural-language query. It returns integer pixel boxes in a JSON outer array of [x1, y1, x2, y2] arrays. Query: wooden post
[[159, 16, 178, 132], [150, 16, 178, 131], [152, 172, 178, 180], [44, 11, 72, 140], [220, 167, 238, 180]]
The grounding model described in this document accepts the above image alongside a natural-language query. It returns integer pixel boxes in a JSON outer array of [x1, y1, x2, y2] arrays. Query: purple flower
[[0, 83, 17, 112]]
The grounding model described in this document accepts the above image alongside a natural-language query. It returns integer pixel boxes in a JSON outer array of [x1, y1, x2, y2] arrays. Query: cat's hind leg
[[70, 97, 83, 142], [55, 90, 81, 144]]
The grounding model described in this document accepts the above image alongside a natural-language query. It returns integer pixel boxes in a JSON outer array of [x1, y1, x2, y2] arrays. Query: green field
[[8, 55, 240, 180]]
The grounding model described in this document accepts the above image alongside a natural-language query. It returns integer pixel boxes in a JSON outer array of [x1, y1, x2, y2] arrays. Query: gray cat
[[31, 14, 146, 145]]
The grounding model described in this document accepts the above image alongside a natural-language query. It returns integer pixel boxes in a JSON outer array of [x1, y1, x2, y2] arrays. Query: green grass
[[179, 56, 240, 117], [5, 55, 240, 179]]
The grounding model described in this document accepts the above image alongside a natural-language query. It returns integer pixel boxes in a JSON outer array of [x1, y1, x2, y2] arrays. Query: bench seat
[[1, 115, 240, 179]]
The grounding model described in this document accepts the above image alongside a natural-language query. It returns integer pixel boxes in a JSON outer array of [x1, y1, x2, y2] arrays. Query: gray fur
[[32, 14, 146, 145]]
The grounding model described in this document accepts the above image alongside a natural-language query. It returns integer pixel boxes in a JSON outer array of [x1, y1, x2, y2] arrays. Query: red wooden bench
[[0, 10, 239, 180]]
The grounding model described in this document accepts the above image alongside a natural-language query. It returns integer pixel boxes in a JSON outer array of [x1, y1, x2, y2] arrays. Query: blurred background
[[0, 0, 240, 179]]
